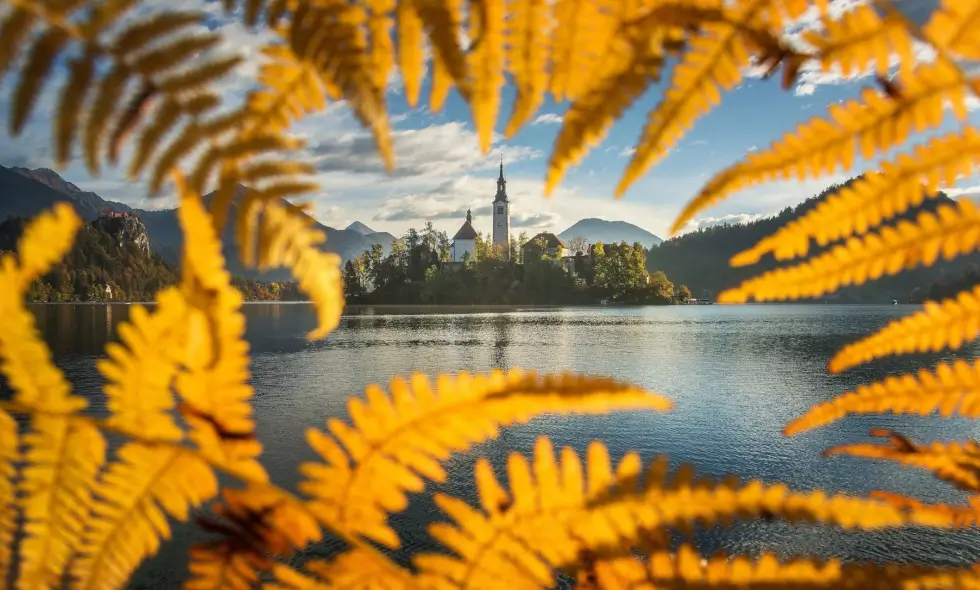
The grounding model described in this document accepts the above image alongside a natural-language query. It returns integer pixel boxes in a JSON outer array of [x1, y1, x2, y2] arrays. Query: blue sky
[[1, 0, 978, 240]]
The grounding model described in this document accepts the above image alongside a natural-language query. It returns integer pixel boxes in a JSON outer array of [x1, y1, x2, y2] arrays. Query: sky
[[1, 0, 978, 241]]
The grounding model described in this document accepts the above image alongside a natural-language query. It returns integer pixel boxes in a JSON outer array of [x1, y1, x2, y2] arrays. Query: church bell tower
[[492, 158, 510, 259]]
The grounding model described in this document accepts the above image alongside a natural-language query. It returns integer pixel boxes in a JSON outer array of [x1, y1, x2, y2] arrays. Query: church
[[450, 160, 510, 262]]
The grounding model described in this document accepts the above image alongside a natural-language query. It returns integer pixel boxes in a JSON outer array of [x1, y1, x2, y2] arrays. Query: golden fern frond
[[0, 410, 17, 581], [397, 0, 425, 107], [96, 287, 187, 442], [802, 3, 914, 83], [826, 429, 980, 492], [70, 443, 217, 590], [503, 0, 549, 136], [547, 3, 743, 192], [289, 1, 393, 170], [468, 0, 505, 154], [591, 545, 980, 590], [869, 491, 980, 528], [270, 550, 414, 590], [732, 127, 980, 266], [0, 206, 83, 413], [416, 0, 470, 107], [185, 484, 322, 589], [368, 0, 395, 91], [176, 189, 266, 482], [613, 0, 785, 198], [254, 201, 344, 340], [718, 199, 980, 304], [829, 285, 980, 373], [786, 359, 980, 435], [185, 545, 261, 590], [672, 60, 975, 234], [13, 203, 82, 288], [415, 436, 949, 590], [924, 0, 980, 59], [17, 416, 105, 589], [300, 370, 671, 548], [548, 0, 619, 103]]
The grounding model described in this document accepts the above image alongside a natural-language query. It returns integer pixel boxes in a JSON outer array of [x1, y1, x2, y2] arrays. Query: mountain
[[645, 179, 980, 302], [558, 218, 662, 248], [0, 166, 394, 275], [345, 221, 375, 235]]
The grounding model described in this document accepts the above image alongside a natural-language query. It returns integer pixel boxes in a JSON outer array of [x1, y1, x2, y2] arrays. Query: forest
[[343, 222, 683, 305], [647, 178, 980, 302], [0, 216, 290, 302]]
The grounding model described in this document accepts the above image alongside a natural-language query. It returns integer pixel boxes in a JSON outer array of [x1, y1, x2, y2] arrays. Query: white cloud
[[676, 213, 766, 235], [531, 113, 564, 125], [618, 147, 636, 158]]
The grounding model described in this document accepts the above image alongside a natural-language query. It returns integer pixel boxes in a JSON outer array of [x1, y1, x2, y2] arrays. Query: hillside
[[0, 166, 394, 274], [346, 221, 375, 234], [0, 214, 177, 302], [558, 218, 662, 248], [646, 180, 980, 302]]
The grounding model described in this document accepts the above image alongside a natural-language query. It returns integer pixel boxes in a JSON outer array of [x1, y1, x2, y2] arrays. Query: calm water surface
[[25, 303, 980, 587]]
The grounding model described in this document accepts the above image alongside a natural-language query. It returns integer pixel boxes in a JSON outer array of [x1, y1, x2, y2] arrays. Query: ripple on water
[[16, 303, 980, 588]]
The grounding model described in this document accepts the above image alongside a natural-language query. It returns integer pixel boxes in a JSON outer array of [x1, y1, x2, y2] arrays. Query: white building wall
[[451, 238, 475, 262], [492, 200, 509, 258]]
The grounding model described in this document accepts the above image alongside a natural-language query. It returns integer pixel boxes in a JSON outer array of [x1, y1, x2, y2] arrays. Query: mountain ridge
[[0, 166, 395, 275], [557, 218, 662, 248]]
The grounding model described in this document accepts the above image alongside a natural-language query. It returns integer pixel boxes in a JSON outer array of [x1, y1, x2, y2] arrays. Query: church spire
[[495, 156, 507, 202], [466, 208, 472, 224]]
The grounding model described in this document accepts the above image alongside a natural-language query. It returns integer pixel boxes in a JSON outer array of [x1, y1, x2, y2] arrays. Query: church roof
[[452, 220, 478, 240], [522, 232, 567, 249]]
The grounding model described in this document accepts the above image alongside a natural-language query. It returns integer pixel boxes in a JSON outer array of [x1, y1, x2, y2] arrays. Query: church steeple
[[466, 208, 472, 224], [495, 156, 507, 202]]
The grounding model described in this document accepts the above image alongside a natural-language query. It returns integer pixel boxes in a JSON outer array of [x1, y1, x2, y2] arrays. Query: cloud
[[618, 147, 636, 158], [512, 212, 561, 229], [795, 82, 816, 96], [306, 122, 541, 179], [677, 213, 767, 234], [531, 113, 564, 125], [943, 184, 980, 198]]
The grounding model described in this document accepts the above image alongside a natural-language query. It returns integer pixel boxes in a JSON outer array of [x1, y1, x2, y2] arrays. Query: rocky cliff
[[92, 213, 151, 255]]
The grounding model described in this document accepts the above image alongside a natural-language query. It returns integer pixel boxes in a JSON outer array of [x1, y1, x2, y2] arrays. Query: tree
[[568, 235, 587, 255], [677, 284, 692, 300]]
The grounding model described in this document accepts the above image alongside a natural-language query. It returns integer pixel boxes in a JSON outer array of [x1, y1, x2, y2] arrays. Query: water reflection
[[15, 303, 980, 588]]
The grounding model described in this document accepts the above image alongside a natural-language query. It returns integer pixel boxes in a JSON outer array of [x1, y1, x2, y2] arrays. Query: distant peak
[[345, 221, 375, 235]]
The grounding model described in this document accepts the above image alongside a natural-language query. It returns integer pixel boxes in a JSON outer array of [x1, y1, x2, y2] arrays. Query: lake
[[23, 303, 980, 587]]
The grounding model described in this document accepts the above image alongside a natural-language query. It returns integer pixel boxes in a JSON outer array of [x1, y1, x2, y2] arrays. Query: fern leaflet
[[592, 545, 980, 590], [176, 190, 266, 482], [503, 0, 550, 136], [299, 370, 671, 547], [732, 127, 980, 266], [467, 0, 505, 154], [672, 61, 974, 234], [614, 0, 779, 198], [271, 550, 414, 589], [13, 203, 82, 288], [71, 444, 217, 590], [803, 3, 915, 83], [825, 429, 980, 493], [97, 288, 187, 442], [924, 0, 980, 59], [786, 359, 980, 435], [253, 201, 345, 340], [397, 0, 425, 107], [829, 285, 980, 373], [186, 484, 322, 588], [414, 436, 946, 590], [547, 0, 619, 103], [0, 410, 16, 582], [718, 200, 980, 304], [18, 416, 105, 589]]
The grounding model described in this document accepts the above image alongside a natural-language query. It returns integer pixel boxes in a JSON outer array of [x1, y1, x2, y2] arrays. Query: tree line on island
[[342, 222, 686, 305]]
